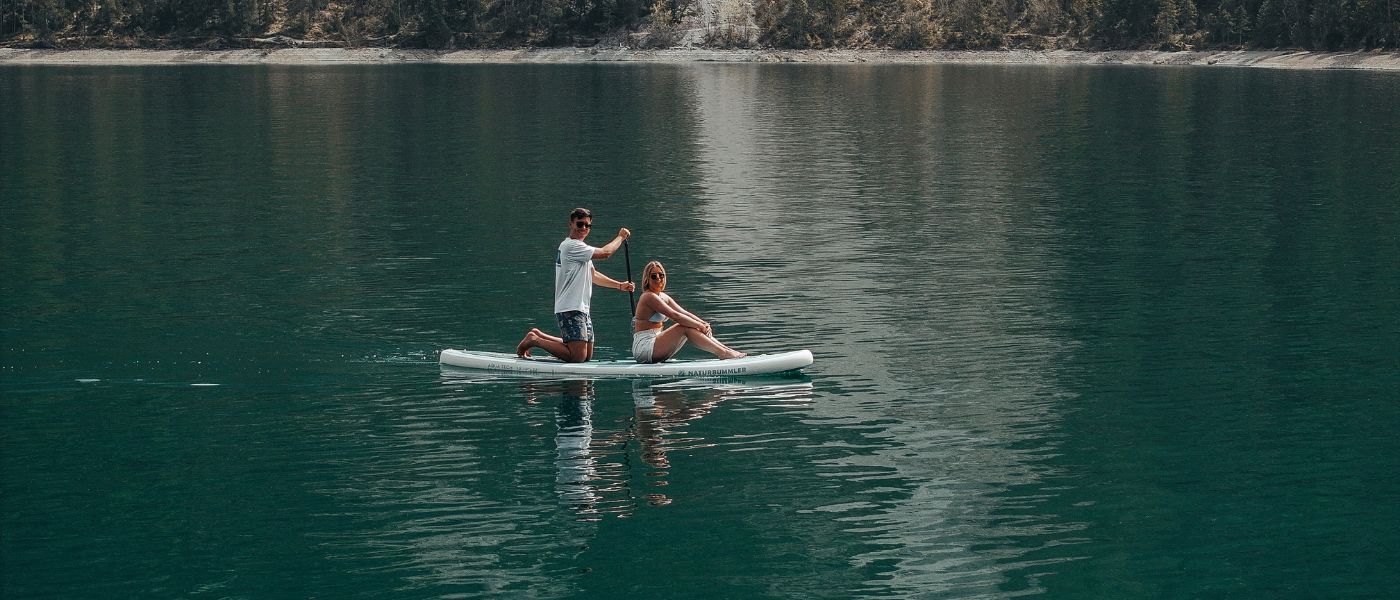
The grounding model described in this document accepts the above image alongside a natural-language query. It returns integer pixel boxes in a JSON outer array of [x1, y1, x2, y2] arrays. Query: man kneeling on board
[[516, 207, 634, 362]]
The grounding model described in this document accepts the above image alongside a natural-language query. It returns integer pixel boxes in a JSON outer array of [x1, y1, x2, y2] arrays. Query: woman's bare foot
[[720, 350, 747, 360]]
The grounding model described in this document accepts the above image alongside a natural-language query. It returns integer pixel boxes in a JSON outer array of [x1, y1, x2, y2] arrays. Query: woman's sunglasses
[[651, 273, 665, 280]]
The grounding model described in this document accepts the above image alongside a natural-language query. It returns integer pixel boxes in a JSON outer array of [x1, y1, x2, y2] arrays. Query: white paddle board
[[439, 348, 812, 378]]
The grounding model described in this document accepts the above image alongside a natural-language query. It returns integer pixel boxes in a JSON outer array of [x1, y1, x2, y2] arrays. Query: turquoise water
[[3, 64, 1399, 598]]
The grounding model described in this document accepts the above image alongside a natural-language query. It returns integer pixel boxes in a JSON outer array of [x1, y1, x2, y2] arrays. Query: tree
[[756, 0, 848, 47], [1153, 0, 1200, 47]]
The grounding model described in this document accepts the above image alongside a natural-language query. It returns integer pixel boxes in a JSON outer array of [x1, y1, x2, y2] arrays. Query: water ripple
[[5, 64, 1400, 598]]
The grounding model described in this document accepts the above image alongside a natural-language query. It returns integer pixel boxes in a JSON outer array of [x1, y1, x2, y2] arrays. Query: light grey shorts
[[632, 328, 660, 363]]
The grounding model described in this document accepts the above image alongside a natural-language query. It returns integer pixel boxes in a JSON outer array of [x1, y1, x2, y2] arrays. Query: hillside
[[2, 0, 1396, 51]]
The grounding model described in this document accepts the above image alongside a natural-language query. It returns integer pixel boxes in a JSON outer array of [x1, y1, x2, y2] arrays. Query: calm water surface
[[3, 64, 1399, 598]]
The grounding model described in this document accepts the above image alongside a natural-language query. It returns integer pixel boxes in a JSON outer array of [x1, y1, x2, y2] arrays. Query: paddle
[[624, 240, 636, 316]]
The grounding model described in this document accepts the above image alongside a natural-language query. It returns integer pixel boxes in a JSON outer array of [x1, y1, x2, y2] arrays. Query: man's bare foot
[[516, 332, 537, 357]]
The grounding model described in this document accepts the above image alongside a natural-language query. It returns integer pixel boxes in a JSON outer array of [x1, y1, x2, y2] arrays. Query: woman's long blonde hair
[[641, 260, 666, 293]]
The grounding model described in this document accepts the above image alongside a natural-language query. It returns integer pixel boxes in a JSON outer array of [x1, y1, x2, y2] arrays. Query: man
[[516, 208, 633, 362]]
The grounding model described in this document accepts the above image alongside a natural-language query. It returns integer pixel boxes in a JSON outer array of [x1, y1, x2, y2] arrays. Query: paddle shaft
[[624, 240, 636, 315]]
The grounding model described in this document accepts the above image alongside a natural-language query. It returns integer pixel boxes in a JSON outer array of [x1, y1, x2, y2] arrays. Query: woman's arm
[[670, 301, 705, 326], [660, 295, 710, 332], [634, 291, 659, 319]]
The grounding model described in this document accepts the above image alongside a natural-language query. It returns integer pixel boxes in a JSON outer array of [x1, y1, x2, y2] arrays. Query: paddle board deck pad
[[439, 349, 812, 377]]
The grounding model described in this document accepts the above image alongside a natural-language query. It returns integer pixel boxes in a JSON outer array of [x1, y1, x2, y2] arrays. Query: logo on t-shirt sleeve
[[555, 250, 562, 266]]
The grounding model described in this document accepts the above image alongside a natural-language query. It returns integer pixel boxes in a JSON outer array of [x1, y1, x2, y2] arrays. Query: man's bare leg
[[517, 331, 591, 362]]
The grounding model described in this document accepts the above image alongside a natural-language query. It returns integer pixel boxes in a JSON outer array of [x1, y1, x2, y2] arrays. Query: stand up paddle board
[[439, 348, 812, 377]]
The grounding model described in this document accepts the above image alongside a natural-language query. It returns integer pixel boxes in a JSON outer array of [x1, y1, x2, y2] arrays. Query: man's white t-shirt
[[555, 238, 596, 314]]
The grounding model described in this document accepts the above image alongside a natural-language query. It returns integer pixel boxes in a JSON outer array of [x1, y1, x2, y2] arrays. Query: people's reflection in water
[[553, 381, 599, 510], [522, 380, 604, 517], [522, 377, 809, 518], [630, 380, 731, 508]]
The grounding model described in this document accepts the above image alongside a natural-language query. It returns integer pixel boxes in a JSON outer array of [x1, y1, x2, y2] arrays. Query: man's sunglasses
[[574, 221, 592, 229]]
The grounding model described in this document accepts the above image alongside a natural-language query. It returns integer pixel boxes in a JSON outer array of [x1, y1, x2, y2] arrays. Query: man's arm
[[592, 270, 636, 293], [591, 228, 632, 259]]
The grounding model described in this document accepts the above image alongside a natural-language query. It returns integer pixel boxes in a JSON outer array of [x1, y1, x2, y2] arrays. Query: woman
[[632, 261, 746, 363]]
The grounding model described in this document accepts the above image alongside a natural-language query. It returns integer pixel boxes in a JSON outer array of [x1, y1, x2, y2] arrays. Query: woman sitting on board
[[632, 261, 746, 363]]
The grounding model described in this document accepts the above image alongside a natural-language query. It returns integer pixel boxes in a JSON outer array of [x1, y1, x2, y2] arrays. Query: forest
[[1, 0, 1395, 51]]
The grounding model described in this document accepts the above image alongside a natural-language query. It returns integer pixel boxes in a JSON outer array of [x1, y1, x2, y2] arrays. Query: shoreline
[[2, 47, 1399, 70]]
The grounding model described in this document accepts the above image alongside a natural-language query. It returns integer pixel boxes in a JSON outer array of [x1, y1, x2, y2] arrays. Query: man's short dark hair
[[570, 208, 592, 221]]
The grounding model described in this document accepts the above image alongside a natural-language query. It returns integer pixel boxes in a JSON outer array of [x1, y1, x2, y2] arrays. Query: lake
[[2, 63, 1398, 598]]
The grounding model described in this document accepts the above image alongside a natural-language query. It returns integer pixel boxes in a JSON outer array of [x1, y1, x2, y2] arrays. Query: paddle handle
[[624, 240, 635, 316]]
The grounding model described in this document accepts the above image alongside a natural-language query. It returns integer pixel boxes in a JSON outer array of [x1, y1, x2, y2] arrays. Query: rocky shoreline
[[3, 47, 1399, 70]]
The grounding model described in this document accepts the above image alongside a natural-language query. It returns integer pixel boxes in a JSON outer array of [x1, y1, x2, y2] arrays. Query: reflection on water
[[550, 382, 602, 512], [504, 376, 817, 521], [683, 65, 1084, 596]]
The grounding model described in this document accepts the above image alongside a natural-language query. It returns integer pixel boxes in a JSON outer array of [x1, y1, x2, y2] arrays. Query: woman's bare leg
[[650, 325, 744, 362], [688, 330, 744, 359], [647, 327, 689, 362]]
